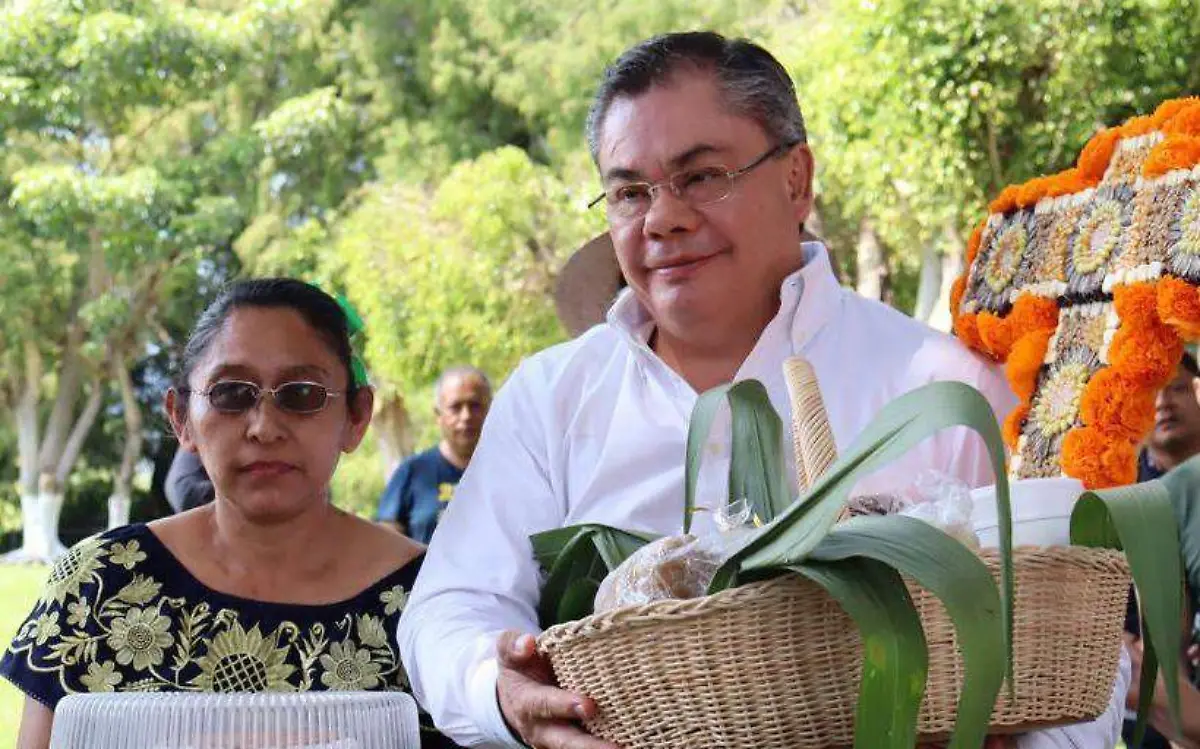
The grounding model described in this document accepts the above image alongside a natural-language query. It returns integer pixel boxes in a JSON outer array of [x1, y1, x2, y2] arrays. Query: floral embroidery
[[1, 529, 417, 706], [320, 641, 382, 690], [107, 606, 173, 670], [381, 585, 407, 616], [109, 540, 147, 570]]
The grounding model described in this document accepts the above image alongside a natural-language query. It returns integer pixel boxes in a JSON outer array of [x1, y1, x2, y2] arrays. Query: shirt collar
[[606, 241, 841, 354]]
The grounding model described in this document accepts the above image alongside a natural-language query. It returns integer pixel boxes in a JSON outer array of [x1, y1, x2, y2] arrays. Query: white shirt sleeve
[[398, 362, 562, 747], [1015, 643, 1131, 748]]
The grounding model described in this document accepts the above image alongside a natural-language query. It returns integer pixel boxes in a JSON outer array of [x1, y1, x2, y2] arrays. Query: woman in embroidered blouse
[[2, 279, 455, 748]]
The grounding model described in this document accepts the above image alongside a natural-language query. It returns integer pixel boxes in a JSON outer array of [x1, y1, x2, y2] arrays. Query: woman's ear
[[341, 386, 375, 454], [165, 389, 196, 452]]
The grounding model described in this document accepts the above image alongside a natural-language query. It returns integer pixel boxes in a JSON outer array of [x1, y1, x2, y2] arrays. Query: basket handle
[[783, 356, 839, 493]]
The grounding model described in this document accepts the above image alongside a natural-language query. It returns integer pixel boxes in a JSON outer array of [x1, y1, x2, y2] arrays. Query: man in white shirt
[[399, 31, 1129, 749]]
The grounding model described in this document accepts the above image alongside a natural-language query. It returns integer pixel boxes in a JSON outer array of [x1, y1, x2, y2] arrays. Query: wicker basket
[[538, 546, 1130, 748]]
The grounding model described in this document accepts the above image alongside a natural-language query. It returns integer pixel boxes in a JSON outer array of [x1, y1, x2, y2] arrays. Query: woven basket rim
[[537, 544, 1128, 652]]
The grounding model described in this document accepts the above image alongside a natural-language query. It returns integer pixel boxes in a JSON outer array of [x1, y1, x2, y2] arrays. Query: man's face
[[1150, 365, 1200, 453], [595, 69, 814, 334], [436, 374, 491, 456]]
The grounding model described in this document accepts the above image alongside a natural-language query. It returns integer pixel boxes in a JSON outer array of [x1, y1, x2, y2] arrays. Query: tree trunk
[[109, 358, 142, 529], [855, 218, 888, 301], [914, 240, 943, 323], [927, 223, 965, 333], [4, 343, 44, 563], [37, 324, 83, 476], [373, 393, 414, 479]]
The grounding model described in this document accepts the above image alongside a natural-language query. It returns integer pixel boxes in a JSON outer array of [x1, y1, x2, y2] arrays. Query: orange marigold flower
[[977, 311, 1016, 360], [1078, 368, 1156, 440], [953, 312, 985, 356], [1003, 404, 1029, 449], [1113, 282, 1162, 328], [1005, 329, 1054, 402], [1164, 102, 1200, 137], [1062, 426, 1138, 489], [1158, 276, 1200, 340], [1143, 135, 1200, 178], [1120, 114, 1157, 138], [1078, 127, 1121, 183], [1108, 322, 1183, 386], [1152, 98, 1199, 127], [1044, 168, 1086, 198], [989, 185, 1022, 215], [1015, 176, 1052, 208], [950, 275, 967, 319], [966, 219, 986, 265], [1009, 295, 1059, 334]]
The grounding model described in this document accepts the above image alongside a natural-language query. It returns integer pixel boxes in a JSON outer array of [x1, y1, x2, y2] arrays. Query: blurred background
[[0, 0, 1197, 740]]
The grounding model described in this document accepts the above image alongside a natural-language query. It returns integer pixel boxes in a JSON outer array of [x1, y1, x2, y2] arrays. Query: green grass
[[0, 564, 49, 748]]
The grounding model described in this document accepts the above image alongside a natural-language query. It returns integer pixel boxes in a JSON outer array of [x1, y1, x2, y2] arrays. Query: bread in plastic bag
[[593, 500, 757, 614]]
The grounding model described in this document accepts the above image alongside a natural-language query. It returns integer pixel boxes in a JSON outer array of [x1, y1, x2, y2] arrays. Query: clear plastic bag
[[895, 470, 979, 549], [593, 500, 757, 614]]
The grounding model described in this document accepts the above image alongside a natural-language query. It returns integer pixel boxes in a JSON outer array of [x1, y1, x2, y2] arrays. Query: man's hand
[[496, 631, 620, 749]]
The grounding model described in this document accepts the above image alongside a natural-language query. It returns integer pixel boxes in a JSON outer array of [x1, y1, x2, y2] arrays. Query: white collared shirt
[[398, 242, 1128, 748]]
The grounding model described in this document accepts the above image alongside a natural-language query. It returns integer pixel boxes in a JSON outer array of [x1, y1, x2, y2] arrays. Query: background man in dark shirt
[[376, 366, 492, 543]]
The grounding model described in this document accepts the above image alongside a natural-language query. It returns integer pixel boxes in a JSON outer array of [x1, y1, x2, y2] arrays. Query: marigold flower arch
[[952, 97, 1200, 488]]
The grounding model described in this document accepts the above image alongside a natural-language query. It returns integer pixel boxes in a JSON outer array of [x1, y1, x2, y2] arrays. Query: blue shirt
[[376, 447, 464, 544]]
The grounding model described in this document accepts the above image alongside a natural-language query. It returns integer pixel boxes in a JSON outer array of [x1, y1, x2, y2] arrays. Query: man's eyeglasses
[[588, 141, 799, 221], [184, 381, 343, 415]]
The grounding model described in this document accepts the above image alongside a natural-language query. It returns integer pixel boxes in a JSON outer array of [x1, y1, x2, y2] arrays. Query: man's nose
[[641, 187, 700, 240]]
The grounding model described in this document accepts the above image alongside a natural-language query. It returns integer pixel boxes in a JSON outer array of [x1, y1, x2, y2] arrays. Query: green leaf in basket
[[1071, 477, 1185, 739], [531, 524, 658, 627], [807, 515, 1005, 749], [710, 380, 1014, 698], [685, 381, 789, 533], [785, 558, 927, 749]]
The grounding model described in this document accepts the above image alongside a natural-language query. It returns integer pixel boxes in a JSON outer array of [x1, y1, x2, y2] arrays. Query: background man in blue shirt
[[376, 366, 492, 543]]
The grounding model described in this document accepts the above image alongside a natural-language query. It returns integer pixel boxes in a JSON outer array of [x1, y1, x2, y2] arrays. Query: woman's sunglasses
[[185, 381, 343, 415]]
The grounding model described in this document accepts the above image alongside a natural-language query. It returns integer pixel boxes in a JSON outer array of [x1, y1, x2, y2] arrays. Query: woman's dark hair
[[175, 278, 359, 397]]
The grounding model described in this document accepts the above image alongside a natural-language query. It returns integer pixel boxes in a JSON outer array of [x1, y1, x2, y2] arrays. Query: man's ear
[[165, 388, 196, 453], [342, 387, 375, 454], [786, 144, 815, 225]]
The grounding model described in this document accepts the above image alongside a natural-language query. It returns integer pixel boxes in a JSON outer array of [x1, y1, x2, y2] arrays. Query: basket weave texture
[[537, 546, 1130, 749]]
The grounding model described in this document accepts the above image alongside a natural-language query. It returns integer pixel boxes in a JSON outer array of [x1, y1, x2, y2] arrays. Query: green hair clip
[[334, 292, 370, 388]]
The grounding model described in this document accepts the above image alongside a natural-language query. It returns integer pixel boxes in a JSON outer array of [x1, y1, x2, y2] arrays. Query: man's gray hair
[[434, 365, 492, 410], [585, 31, 808, 164]]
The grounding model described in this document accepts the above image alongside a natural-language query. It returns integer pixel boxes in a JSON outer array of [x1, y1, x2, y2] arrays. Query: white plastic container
[[970, 477, 1086, 548], [49, 691, 421, 749]]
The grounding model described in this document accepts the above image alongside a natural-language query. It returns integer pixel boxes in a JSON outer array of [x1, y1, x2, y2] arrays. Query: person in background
[[2, 279, 456, 749], [376, 366, 491, 543], [1123, 351, 1200, 748], [163, 448, 214, 513]]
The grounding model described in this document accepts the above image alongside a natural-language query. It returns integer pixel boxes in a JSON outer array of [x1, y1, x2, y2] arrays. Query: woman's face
[[167, 306, 372, 523]]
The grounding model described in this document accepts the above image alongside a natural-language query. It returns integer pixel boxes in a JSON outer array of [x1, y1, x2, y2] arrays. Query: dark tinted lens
[[275, 382, 328, 413], [207, 382, 260, 412]]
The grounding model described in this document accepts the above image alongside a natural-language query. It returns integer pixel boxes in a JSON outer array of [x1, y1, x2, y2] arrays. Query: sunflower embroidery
[[41, 536, 107, 607], [319, 641, 382, 690], [107, 606, 173, 671], [191, 621, 295, 692]]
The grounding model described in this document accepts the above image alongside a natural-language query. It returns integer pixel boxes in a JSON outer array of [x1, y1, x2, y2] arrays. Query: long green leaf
[[727, 380, 790, 523], [531, 524, 658, 627], [1071, 480, 1184, 737], [807, 515, 1005, 749], [1129, 624, 1160, 749], [711, 381, 1014, 693], [685, 384, 733, 534], [785, 560, 928, 749]]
